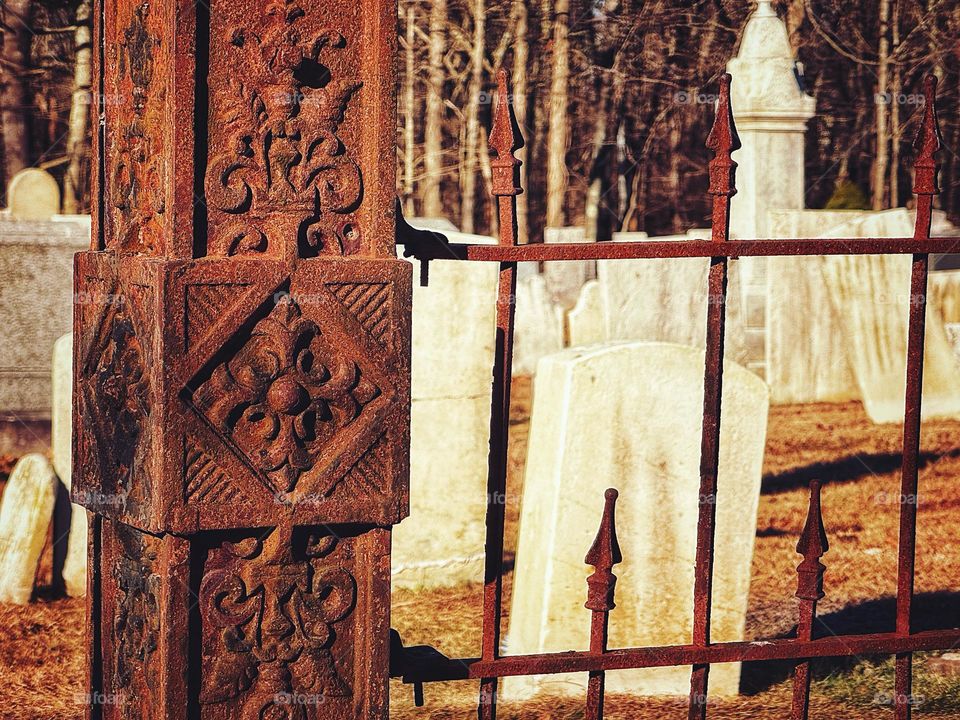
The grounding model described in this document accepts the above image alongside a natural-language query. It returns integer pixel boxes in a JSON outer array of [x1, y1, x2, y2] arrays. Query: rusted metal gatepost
[[72, 0, 408, 718]]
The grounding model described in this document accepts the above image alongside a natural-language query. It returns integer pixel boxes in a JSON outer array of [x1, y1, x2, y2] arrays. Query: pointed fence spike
[[795, 480, 829, 602], [912, 74, 942, 197], [585, 489, 622, 613], [706, 73, 741, 198], [489, 68, 523, 197]]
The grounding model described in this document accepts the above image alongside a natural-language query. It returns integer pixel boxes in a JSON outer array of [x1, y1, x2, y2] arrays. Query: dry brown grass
[[2, 378, 960, 719]]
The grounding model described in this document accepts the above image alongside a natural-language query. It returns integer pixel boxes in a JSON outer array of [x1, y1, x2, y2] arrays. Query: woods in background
[[0, 0, 958, 236]]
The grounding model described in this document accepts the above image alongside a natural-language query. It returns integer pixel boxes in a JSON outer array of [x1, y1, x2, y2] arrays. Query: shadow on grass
[[761, 450, 960, 494], [740, 591, 960, 695]]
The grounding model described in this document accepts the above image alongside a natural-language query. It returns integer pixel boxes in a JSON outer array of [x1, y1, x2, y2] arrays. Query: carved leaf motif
[[191, 296, 381, 494], [199, 527, 357, 709], [205, 0, 364, 256]]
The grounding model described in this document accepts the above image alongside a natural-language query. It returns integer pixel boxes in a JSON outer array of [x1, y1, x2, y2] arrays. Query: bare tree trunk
[[527, 0, 554, 242], [889, 0, 899, 208], [545, 0, 570, 229], [872, 0, 890, 210], [63, 0, 92, 214], [421, 0, 446, 218], [459, 0, 484, 234], [401, 3, 416, 216], [510, 0, 529, 243], [1, 0, 33, 187]]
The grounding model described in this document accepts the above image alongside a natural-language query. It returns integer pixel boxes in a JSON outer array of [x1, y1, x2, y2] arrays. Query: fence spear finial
[[585, 489, 623, 612], [913, 74, 942, 197], [489, 68, 523, 197], [795, 480, 829, 602], [706, 73, 741, 198]]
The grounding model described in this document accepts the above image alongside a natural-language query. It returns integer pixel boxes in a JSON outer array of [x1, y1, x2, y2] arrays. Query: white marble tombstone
[[505, 342, 769, 698], [0, 454, 57, 604]]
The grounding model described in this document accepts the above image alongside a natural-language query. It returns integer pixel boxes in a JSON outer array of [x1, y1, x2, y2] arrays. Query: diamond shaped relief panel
[[190, 295, 385, 495]]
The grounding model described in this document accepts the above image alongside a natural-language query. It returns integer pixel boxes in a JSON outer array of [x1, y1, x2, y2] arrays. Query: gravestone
[[0, 219, 88, 418], [595, 231, 751, 368], [505, 342, 769, 699], [931, 270, 960, 326], [0, 453, 57, 604], [6, 168, 60, 220], [542, 227, 591, 308], [765, 256, 858, 404], [394, 230, 498, 588], [567, 280, 607, 347], [513, 275, 565, 375], [51, 332, 86, 597], [822, 255, 960, 423]]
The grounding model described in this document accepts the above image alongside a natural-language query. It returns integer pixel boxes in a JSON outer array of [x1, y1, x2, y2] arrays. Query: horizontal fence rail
[[391, 71, 958, 720]]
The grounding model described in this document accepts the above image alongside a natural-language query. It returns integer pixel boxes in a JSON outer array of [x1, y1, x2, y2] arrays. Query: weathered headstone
[[0, 220, 88, 418], [513, 275, 565, 375], [0, 453, 57, 604], [394, 230, 498, 588], [505, 342, 769, 699], [822, 254, 960, 423], [765, 256, 858, 403], [931, 270, 960, 326], [567, 280, 607, 347], [542, 227, 591, 308], [51, 332, 86, 597], [6, 168, 60, 220]]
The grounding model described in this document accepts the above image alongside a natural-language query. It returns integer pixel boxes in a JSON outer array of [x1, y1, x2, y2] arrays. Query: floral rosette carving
[[192, 295, 380, 495]]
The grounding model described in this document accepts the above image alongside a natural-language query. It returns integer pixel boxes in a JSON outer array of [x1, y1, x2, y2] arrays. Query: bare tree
[[63, 0, 91, 213], [545, 0, 570, 228], [872, 0, 891, 209], [460, 0, 485, 233], [510, 0, 530, 242], [421, 0, 446, 217], [1, 0, 34, 187], [400, 2, 416, 216]]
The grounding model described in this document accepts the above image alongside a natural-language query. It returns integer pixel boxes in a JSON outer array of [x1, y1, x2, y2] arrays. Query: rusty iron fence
[[393, 71, 958, 720]]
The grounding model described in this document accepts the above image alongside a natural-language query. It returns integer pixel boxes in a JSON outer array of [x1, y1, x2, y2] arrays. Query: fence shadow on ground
[[761, 450, 960, 494], [740, 591, 960, 694]]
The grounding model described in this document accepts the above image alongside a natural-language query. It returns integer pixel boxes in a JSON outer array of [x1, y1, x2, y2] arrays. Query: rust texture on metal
[[894, 74, 942, 720], [689, 71, 738, 720], [477, 69, 522, 720], [394, 72, 960, 720], [75, 0, 405, 717], [584, 489, 622, 720], [791, 480, 829, 720]]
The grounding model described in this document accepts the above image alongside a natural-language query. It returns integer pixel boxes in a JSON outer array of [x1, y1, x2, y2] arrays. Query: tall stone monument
[[727, 0, 818, 393], [727, 0, 815, 241], [73, 1, 409, 718]]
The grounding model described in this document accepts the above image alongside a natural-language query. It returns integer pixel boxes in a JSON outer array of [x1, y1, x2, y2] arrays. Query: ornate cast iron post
[[73, 0, 407, 718]]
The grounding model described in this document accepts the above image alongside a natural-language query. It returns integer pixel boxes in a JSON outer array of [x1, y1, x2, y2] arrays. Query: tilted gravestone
[[0, 454, 57, 604], [73, 1, 410, 717], [505, 342, 769, 699]]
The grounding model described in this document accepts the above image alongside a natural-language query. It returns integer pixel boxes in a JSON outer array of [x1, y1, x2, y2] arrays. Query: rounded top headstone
[[726, 0, 815, 124], [6, 168, 60, 220]]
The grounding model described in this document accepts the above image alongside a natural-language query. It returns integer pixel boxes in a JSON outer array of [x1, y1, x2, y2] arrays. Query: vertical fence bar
[[894, 74, 941, 720], [688, 73, 740, 720], [791, 480, 829, 720], [584, 489, 623, 720], [478, 69, 523, 720]]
